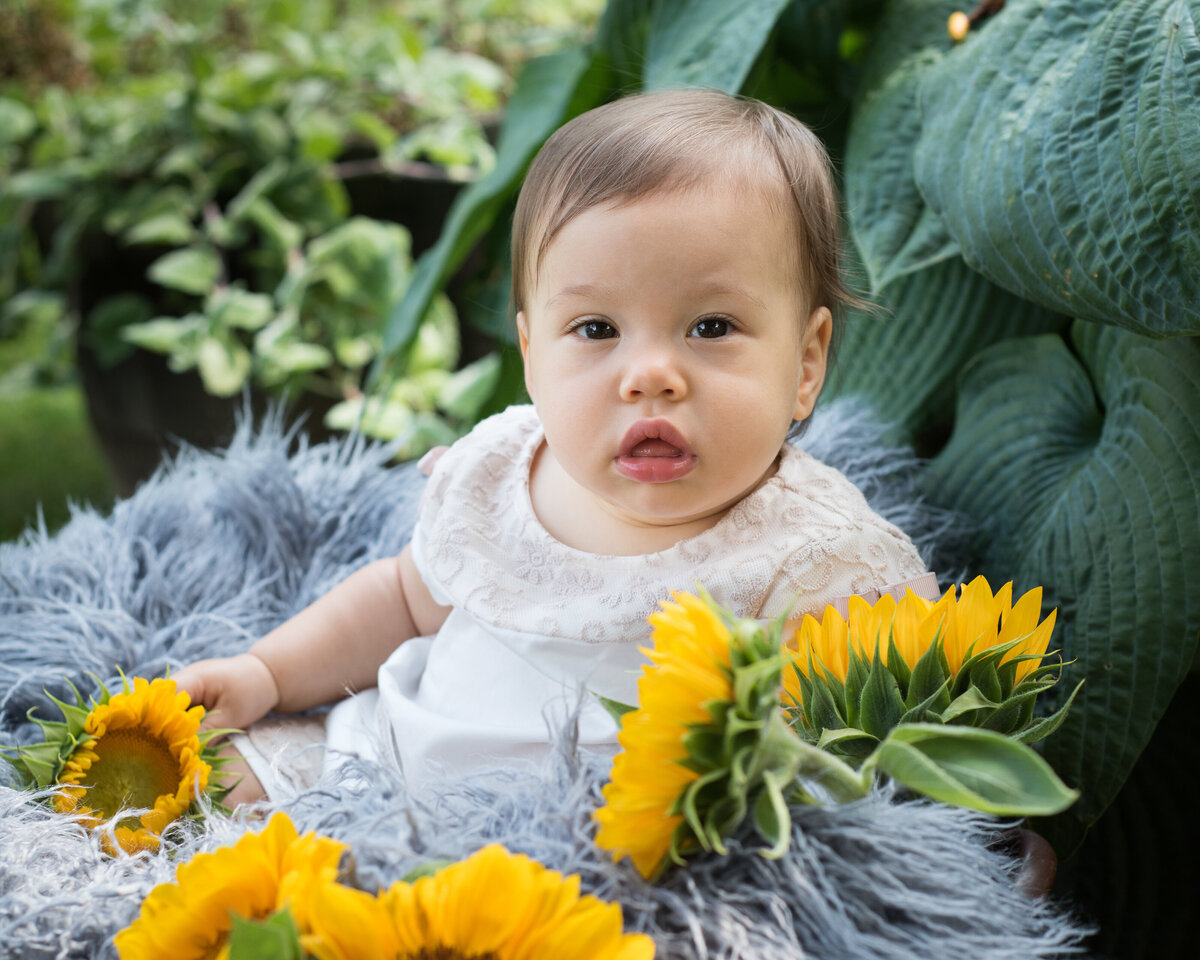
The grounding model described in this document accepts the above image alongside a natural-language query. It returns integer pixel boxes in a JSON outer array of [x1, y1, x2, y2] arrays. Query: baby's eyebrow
[[693, 281, 767, 309], [545, 281, 766, 310], [545, 282, 614, 307]]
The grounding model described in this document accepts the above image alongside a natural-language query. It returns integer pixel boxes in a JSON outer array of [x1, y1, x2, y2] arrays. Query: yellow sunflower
[[296, 844, 654, 960], [593, 592, 733, 880], [45, 677, 211, 853], [786, 578, 1055, 694], [943, 577, 1056, 681], [782, 577, 1064, 751], [114, 811, 347, 960]]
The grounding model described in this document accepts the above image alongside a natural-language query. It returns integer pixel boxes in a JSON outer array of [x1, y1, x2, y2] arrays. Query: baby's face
[[518, 182, 831, 531]]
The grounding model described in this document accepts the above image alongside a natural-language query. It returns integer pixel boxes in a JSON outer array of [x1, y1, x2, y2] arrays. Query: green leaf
[[869, 723, 1080, 816], [437, 352, 502, 422], [595, 693, 637, 727], [123, 213, 197, 247], [5, 166, 83, 201], [10, 741, 66, 788], [260, 342, 333, 374], [845, 0, 963, 290], [379, 46, 604, 364], [966, 660, 1003, 705], [399, 859, 455, 883], [857, 653, 905, 739], [903, 635, 951, 711], [982, 685, 1042, 736], [405, 296, 460, 375], [930, 323, 1200, 829], [307, 217, 411, 315], [914, 1, 1200, 337], [244, 198, 304, 253], [148, 247, 221, 296], [197, 336, 253, 396], [295, 108, 345, 162], [643, 0, 795, 93], [226, 158, 291, 225], [120, 316, 205, 356], [227, 909, 303, 960], [822, 256, 1068, 445], [842, 654, 868, 729], [816, 726, 877, 750], [884, 635, 911, 691], [752, 768, 794, 859], [941, 685, 998, 724], [804, 667, 846, 734], [211, 290, 274, 332], [335, 336, 375, 370], [0, 98, 36, 145], [1016, 679, 1084, 746], [790, 736, 871, 803]]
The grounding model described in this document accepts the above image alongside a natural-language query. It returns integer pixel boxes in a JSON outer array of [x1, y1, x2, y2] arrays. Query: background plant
[[0, 0, 599, 450]]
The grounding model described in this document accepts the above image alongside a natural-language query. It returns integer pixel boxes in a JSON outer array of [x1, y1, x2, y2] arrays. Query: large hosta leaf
[[822, 257, 1067, 445], [642, 0, 795, 92], [914, 1, 1200, 337], [845, 0, 962, 291], [930, 324, 1200, 835]]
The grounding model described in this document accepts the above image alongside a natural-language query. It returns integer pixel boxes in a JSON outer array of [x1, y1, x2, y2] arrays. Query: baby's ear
[[516, 311, 530, 356], [516, 311, 535, 400], [793, 306, 832, 421]]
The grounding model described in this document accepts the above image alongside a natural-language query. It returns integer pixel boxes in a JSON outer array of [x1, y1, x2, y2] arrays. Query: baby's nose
[[619, 350, 688, 400]]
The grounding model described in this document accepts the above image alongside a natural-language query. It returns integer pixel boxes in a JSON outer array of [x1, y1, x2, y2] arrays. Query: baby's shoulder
[[422, 404, 539, 506], [758, 445, 929, 601], [771, 444, 889, 526]]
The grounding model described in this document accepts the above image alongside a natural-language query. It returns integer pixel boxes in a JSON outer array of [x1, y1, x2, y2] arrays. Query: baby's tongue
[[630, 438, 682, 457]]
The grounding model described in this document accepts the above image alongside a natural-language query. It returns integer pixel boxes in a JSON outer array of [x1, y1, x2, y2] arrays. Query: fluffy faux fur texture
[[0, 400, 1088, 958]]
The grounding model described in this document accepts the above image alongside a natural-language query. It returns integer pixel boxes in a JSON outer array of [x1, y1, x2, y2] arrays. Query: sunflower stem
[[773, 718, 870, 804]]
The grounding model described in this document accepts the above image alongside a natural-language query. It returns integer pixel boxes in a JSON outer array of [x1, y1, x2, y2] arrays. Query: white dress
[[323, 404, 935, 787]]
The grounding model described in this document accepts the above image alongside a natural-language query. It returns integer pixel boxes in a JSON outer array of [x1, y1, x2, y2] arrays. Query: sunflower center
[[404, 950, 499, 960], [80, 727, 179, 819]]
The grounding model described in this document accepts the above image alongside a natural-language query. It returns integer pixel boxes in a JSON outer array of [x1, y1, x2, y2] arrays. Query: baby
[[176, 89, 938, 804]]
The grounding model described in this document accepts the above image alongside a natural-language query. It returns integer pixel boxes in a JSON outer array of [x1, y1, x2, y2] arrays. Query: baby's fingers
[[173, 661, 238, 732]]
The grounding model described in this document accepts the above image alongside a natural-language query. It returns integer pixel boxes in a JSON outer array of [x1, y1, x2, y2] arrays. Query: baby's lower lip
[[614, 453, 697, 483]]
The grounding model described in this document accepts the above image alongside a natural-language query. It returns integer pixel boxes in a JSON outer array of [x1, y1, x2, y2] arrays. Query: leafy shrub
[[0, 0, 599, 450]]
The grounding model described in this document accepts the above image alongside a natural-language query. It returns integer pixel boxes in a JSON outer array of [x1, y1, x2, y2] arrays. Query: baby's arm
[[175, 544, 449, 729]]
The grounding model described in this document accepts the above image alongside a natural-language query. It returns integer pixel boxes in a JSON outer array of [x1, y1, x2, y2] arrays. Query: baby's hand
[[173, 653, 280, 733]]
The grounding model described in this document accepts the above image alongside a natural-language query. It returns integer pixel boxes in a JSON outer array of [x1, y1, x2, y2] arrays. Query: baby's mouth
[[628, 438, 684, 457], [615, 420, 697, 483]]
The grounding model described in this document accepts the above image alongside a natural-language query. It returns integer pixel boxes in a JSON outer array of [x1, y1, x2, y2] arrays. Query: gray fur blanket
[[0, 401, 1089, 958]]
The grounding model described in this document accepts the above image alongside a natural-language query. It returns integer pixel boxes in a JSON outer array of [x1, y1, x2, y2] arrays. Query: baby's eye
[[574, 320, 618, 340], [689, 316, 731, 339]]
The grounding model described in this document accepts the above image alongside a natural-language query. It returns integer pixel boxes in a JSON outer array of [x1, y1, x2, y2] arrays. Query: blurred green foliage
[[0, 0, 599, 455]]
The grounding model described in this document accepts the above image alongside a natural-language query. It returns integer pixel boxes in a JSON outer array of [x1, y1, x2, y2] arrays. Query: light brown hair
[[511, 89, 862, 335]]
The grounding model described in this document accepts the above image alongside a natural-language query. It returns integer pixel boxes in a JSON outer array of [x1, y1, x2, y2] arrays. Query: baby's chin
[[594, 472, 770, 532]]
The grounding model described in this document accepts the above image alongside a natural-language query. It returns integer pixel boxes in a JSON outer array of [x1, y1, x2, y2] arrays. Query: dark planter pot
[[77, 342, 335, 498]]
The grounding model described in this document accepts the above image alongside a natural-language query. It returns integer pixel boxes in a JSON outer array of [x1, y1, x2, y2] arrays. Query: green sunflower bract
[[3, 675, 232, 853]]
